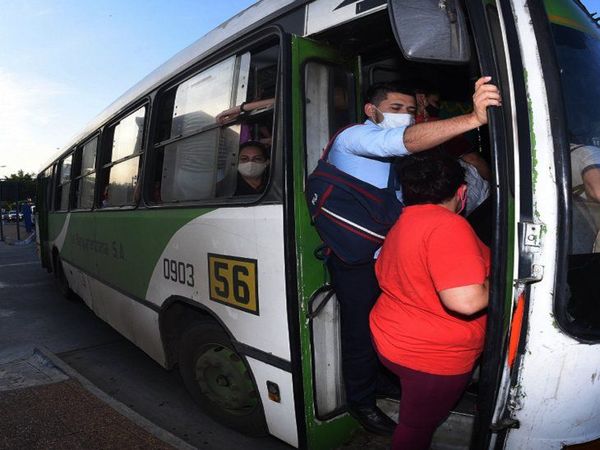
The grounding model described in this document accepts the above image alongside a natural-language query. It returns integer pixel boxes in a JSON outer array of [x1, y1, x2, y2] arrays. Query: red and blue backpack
[[305, 125, 402, 264]]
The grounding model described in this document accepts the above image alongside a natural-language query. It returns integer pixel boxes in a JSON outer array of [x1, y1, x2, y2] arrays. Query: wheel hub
[[194, 344, 258, 415]]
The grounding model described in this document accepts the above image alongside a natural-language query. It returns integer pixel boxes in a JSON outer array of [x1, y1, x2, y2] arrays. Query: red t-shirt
[[370, 204, 490, 375]]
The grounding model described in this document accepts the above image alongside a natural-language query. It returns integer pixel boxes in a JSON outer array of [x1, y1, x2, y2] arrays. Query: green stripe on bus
[[49, 208, 213, 300]]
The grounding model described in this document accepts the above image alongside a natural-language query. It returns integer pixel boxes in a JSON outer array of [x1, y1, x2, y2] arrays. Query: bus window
[[304, 62, 356, 174], [154, 56, 237, 203], [72, 136, 98, 210], [152, 40, 279, 203], [42, 165, 55, 212], [552, 21, 600, 334], [99, 106, 146, 208], [55, 153, 73, 211], [230, 45, 279, 197]]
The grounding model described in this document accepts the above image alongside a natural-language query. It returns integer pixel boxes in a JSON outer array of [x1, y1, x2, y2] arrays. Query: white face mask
[[238, 161, 268, 178], [375, 107, 415, 129]]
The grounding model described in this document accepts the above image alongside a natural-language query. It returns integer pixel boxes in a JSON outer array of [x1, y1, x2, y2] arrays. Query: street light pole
[[15, 182, 20, 241], [0, 182, 4, 242], [0, 167, 6, 242]]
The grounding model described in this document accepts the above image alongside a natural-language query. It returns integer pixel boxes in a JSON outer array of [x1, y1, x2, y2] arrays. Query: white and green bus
[[37, 0, 600, 448]]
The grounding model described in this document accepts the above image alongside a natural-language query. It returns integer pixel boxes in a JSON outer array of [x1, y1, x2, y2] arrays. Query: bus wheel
[[54, 255, 75, 300], [179, 321, 268, 436]]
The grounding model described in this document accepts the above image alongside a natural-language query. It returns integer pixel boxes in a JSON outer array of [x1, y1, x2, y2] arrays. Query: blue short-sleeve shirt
[[327, 120, 411, 188]]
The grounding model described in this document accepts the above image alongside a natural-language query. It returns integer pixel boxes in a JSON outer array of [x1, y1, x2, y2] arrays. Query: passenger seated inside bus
[[216, 96, 274, 147], [234, 141, 270, 196], [570, 140, 600, 254], [147, 41, 279, 204]]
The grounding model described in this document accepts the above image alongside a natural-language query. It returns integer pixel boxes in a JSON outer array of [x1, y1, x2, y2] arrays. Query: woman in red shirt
[[370, 151, 490, 449]]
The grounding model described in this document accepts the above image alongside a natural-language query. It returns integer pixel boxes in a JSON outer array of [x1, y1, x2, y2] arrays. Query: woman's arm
[[438, 279, 489, 316], [215, 98, 275, 125]]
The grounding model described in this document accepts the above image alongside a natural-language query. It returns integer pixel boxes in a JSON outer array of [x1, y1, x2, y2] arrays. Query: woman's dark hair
[[396, 150, 465, 206], [239, 140, 269, 159], [365, 82, 415, 106]]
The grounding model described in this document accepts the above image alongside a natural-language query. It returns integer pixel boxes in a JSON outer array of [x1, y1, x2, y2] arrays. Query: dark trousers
[[379, 355, 472, 450], [327, 253, 381, 407]]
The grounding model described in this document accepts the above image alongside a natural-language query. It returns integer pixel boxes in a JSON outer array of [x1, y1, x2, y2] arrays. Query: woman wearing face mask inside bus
[[234, 141, 270, 196]]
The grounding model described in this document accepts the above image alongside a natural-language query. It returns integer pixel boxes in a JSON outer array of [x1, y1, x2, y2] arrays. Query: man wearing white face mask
[[324, 77, 500, 436], [235, 141, 270, 196]]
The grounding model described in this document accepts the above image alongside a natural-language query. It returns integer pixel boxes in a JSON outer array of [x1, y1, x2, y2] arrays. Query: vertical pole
[[0, 183, 4, 242], [16, 183, 20, 241]]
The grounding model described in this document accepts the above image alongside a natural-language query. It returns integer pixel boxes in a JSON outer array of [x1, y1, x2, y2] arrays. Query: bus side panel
[[61, 260, 93, 309], [92, 208, 205, 301], [47, 212, 70, 254], [87, 274, 166, 365], [144, 205, 292, 362], [142, 204, 297, 445], [246, 357, 299, 447], [56, 213, 96, 274]]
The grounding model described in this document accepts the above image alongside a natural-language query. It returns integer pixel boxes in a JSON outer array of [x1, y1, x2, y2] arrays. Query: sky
[[0, 0, 256, 178], [0, 0, 599, 179]]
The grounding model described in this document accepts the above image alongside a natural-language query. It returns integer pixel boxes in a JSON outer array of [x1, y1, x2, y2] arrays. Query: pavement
[[0, 222, 34, 246], [0, 238, 196, 450], [0, 348, 194, 450]]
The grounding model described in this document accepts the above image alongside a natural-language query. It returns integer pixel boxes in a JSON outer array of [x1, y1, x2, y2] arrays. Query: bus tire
[[178, 321, 268, 437], [54, 255, 75, 301]]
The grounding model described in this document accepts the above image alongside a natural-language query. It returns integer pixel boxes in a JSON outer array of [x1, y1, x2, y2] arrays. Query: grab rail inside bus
[[307, 284, 335, 320]]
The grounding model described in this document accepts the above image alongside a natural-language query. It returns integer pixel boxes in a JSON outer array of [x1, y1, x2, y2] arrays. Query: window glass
[[102, 156, 140, 207], [45, 166, 54, 211], [230, 43, 278, 198], [171, 57, 236, 138], [112, 107, 146, 161], [56, 154, 73, 210], [552, 22, 600, 334], [81, 137, 98, 174], [553, 24, 600, 255], [60, 155, 72, 184], [99, 105, 147, 208], [72, 136, 98, 210], [304, 62, 356, 174], [75, 174, 96, 209], [151, 40, 278, 204], [161, 131, 219, 202], [59, 183, 70, 211]]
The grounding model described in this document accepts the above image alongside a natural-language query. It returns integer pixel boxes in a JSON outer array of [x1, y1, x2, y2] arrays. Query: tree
[[7, 170, 35, 182], [1, 170, 37, 208]]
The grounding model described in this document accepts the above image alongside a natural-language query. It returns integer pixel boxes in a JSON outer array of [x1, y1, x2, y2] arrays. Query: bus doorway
[[292, 2, 517, 449]]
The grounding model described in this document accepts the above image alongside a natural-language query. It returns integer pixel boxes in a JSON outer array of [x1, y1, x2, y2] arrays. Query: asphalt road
[[0, 242, 289, 449]]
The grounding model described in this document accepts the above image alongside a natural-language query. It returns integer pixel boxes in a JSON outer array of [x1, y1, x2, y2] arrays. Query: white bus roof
[[40, 0, 387, 172]]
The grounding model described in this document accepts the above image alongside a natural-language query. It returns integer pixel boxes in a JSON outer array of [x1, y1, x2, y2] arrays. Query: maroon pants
[[378, 354, 472, 450]]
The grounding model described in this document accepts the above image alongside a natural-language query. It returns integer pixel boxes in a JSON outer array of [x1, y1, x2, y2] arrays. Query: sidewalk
[[0, 349, 195, 450], [0, 222, 34, 245]]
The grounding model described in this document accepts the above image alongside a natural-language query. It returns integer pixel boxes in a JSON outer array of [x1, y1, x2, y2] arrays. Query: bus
[[36, 0, 600, 448]]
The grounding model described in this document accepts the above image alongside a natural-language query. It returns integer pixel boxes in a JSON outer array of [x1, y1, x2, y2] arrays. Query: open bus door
[[386, 1, 524, 448], [289, 35, 364, 449]]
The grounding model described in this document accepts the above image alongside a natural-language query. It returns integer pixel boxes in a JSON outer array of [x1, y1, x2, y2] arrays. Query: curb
[[35, 347, 197, 450], [11, 232, 36, 246]]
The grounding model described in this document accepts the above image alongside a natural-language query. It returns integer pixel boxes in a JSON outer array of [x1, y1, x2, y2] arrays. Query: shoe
[[376, 383, 401, 400], [347, 404, 396, 436]]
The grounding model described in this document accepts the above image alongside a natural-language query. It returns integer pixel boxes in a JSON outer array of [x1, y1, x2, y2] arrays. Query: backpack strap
[[321, 124, 362, 161]]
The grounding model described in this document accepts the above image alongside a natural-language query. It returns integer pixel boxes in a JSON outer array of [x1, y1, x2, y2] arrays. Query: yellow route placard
[[208, 253, 259, 315]]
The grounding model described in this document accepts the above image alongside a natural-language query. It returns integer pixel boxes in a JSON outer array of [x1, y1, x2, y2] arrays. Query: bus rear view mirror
[[387, 0, 471, 64]]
